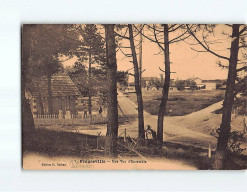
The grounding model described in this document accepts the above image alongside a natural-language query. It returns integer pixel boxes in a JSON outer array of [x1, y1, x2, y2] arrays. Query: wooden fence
[[34, 114, 125, 126]]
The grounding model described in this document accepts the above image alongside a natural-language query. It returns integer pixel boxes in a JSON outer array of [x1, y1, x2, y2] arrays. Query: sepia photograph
[[21, 24, 247, 170]]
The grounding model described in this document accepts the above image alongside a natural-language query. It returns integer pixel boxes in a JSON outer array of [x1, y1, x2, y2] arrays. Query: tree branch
[[159, 67, 175, 73], [168, 24, 183, 32], [153, 24, 165, 51], [169, 30, 190, 44], [133, 25, 165, 46], [236, 66, 247, 72], [115, 31, 129, 39], [239, 26, 247, 35], [186, 24, 230, 61]]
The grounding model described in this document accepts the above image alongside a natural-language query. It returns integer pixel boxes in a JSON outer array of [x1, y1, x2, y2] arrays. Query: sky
[[63, 24, 238, 81]]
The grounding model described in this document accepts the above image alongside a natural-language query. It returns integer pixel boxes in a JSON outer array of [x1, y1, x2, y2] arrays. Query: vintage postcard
[[22, 24, 247, 170]]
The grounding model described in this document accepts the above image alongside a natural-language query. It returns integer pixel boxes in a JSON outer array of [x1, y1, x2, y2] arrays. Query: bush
[[175, 80, 185, 91], [228, 130, 246, 155], [211, 127, 246, 155]]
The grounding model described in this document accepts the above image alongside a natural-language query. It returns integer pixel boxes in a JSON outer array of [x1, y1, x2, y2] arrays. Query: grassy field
[[126, 90, 225, 116]]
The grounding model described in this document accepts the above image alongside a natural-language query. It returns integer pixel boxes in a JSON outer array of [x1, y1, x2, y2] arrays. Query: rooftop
[[27, 73, 81, 98]]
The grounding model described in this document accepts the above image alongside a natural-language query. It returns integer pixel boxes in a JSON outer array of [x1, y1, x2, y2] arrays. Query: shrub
[[227, 130, 246, 155], [211, 127, 246, 155]]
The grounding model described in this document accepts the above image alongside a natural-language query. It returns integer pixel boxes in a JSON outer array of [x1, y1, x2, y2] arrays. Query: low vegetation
[[127, 90, 225, 116], [23, 127, 246, 170], [22, 128, 104, 158]]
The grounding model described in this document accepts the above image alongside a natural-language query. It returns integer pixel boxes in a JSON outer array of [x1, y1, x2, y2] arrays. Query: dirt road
[[78, 92, 245, 152], [117, 92, 223, 149], [78, 92, 222, 149]]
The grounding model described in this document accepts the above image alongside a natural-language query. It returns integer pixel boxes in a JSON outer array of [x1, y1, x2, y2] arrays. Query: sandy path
[[69, 93, 227, 150], [116, 92, 222, 149], [78, 94, 245, 153]]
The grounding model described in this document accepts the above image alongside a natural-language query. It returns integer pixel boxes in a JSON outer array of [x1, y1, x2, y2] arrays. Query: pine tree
[[75, 24, 106, 119], [104, 24, 118, 157]]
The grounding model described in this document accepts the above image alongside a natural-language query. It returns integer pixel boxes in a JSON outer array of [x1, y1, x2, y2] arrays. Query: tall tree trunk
[[157, 24, 171, 147], [22, 25, 35, 132], [213, 24, 240, 170], [104, 24, 118, 157], [128, 24, 145, 139], [88, 49, 92, 118], [139, 25, 143, 87], [47, 73, 53, 114]]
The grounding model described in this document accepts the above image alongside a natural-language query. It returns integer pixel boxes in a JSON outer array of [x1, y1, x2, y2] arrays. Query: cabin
[[25, 74, 82, 116]]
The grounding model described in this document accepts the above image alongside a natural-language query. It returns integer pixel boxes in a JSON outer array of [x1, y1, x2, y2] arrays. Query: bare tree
[[115, 25, 145, 139], [135, 24, 191, 147], [187, 24, 247, 169], [128, 24, 145, 139], [157, 24, 171, 147], [104, 24, 119, 157]]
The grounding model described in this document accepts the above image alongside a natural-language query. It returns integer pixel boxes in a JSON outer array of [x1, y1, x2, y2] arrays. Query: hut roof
[[27, 74, 81, 98]]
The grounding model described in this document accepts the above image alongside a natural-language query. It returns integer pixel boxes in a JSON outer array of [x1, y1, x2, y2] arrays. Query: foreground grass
[[23, 127, 246, 169], [22, 128, 105, 158], [127, 90, 225, 116]]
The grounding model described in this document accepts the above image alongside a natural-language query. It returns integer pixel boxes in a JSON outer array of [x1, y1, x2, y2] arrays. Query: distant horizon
[[126, 75, 227, 83]]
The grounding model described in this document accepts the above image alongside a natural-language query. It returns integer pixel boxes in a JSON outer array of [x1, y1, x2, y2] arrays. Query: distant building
[[192, 77, 225, 90], [124, 75, 225, 92], [192, 77, 204, 90], [25, 74, 82, 115], [204, 82, 217, 90], [124, 82, 136, 93], [201, 79, 226, 84], [125, 86, 135, 93]]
